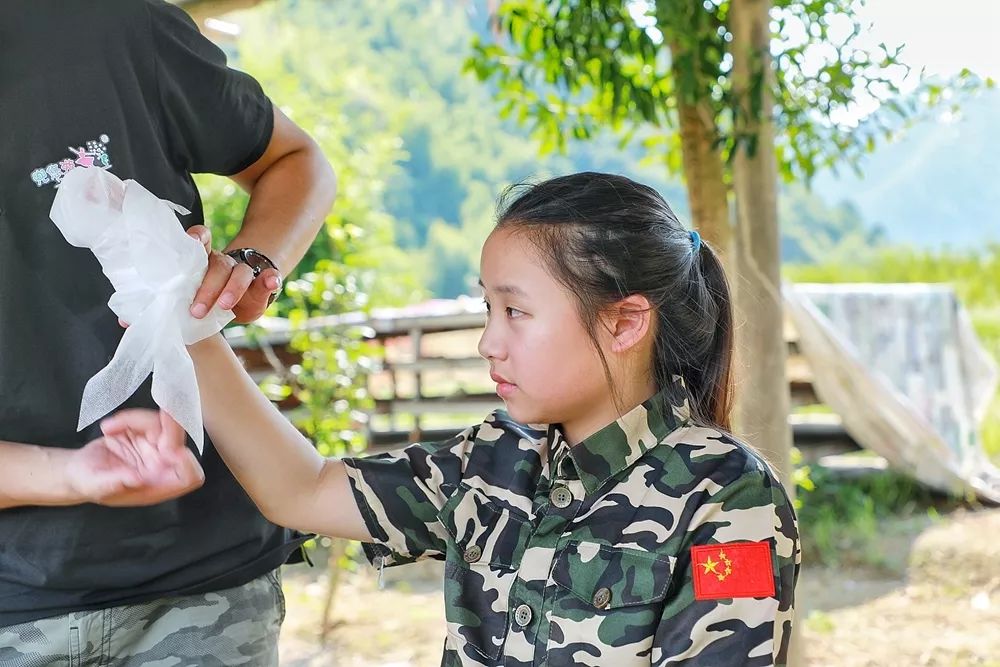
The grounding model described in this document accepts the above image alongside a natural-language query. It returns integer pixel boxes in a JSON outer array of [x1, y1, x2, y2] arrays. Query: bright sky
[[861, 0, 1000, 80], [775, 0, 1000, 125]]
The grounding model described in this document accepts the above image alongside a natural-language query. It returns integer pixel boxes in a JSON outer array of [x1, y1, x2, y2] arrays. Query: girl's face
[[478, 227, 614, 437]]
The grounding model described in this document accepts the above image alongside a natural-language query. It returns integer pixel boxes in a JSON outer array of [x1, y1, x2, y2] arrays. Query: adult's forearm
[[225, 144, 335, 274], [0, 441, 76, 510]]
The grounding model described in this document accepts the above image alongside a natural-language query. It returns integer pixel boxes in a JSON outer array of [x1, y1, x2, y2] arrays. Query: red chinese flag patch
[[691, 541, 776, 601]]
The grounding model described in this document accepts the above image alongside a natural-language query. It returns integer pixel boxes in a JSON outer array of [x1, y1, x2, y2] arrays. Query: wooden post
[[409, 327, 424, 442]]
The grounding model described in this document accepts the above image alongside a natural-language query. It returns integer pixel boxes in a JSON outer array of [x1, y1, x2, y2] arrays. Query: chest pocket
[[548, 541, 675, 665], [437, 484, 531, 661]]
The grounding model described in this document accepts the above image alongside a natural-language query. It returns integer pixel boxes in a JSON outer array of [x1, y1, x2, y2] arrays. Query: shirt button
[[592, 587, 612, 609], [550, 485, 573, 508], [513, 603, 533, 627], [463, 545, 483, 563]]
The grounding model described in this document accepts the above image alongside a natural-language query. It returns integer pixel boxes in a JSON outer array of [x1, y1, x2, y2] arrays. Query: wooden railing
[[225, 299, 855, 459]]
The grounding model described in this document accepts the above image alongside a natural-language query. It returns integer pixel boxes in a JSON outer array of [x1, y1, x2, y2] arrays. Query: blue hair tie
[[689, 230, 701, 253]]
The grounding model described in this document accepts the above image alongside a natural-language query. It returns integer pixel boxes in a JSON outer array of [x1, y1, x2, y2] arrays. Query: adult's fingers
[[156, 410, 192, 467], [190, 252, 241, 318], [101, 409, 163, 442], [186, 225, 213, 254], [216, 263, 256, 311], [172, 447, 206, 491]]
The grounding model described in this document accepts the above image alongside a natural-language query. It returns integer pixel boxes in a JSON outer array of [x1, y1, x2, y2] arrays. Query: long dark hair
[[495, 172, 734, 431]]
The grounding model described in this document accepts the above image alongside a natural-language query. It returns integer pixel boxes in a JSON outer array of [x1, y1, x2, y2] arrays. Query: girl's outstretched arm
[[106, 333, 371, 540]]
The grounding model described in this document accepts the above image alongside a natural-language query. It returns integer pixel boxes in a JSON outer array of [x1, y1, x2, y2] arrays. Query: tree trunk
[[729, 0, 801, 662], [729, 0, 790, 482], [673, 84, 731, 260]]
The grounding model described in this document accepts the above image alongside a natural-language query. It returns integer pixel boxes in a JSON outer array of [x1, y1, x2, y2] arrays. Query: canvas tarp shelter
[[784, 283, 1000, 503]]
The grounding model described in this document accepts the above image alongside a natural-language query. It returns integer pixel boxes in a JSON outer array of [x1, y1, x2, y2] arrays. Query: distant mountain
[[222, 0, 992, 302], [812, 90, 1000, 251]]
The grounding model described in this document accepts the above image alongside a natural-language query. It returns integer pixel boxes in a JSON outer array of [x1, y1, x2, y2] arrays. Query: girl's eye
[[506, 307, 525, 319], [483, 299, 491, 313]]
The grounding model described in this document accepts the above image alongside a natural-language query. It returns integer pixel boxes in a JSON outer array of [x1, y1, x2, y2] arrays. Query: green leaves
[[280, 261, 375, 458], [196, 1, 414, 457], [467, 0, 684, 167], [468, 0, 991, 183]]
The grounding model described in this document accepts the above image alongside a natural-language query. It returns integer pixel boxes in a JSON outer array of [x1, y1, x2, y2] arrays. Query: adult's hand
[[186, 225, 281, 324], [63, 409, 204, 507]]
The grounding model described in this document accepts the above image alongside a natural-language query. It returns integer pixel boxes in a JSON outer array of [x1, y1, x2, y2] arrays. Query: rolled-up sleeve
[[342, 424, 479, 568]]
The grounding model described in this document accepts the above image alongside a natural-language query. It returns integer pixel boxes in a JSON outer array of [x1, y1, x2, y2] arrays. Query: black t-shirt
[[0, 1, 306, 626]]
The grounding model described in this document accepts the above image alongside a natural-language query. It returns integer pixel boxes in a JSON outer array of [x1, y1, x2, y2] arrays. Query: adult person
[[0, 1, 335, 664]]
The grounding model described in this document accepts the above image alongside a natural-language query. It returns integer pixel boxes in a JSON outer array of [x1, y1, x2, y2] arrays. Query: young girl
[[106, 172, 799, 666]]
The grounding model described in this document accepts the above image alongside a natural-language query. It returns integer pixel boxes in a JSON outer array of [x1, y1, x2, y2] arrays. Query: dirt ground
[[277, 508, 1000, 667]]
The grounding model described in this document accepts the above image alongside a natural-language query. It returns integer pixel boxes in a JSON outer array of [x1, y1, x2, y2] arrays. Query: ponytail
[[682, 241, 734, 431]]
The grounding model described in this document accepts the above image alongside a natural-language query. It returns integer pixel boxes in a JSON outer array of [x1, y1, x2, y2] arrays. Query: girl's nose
[[477, 320, 505, 361]]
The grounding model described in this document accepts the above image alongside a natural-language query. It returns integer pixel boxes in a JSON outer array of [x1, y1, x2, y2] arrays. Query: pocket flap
[[437, 485, 530, 569], [552, 541, 675, 609]]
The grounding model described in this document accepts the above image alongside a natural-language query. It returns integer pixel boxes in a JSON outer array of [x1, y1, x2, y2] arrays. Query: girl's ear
[[604, 294, 653, 353]]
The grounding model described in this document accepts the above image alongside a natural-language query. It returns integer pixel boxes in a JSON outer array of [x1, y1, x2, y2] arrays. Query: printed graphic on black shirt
[[28, 134, 113, 188]]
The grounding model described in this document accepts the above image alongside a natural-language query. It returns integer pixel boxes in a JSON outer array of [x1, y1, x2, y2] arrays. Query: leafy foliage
[[468, 0, 990, 182]]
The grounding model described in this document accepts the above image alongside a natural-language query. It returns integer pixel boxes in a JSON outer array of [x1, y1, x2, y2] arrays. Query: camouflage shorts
[[0, 569, 285, 667]]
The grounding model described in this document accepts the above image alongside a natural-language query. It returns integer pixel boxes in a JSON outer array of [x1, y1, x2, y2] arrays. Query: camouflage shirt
[[343, 387, 800, 666]]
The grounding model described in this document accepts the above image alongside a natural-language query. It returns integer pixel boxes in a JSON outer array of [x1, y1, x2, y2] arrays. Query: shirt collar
[[554, 376, 691, 495]]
